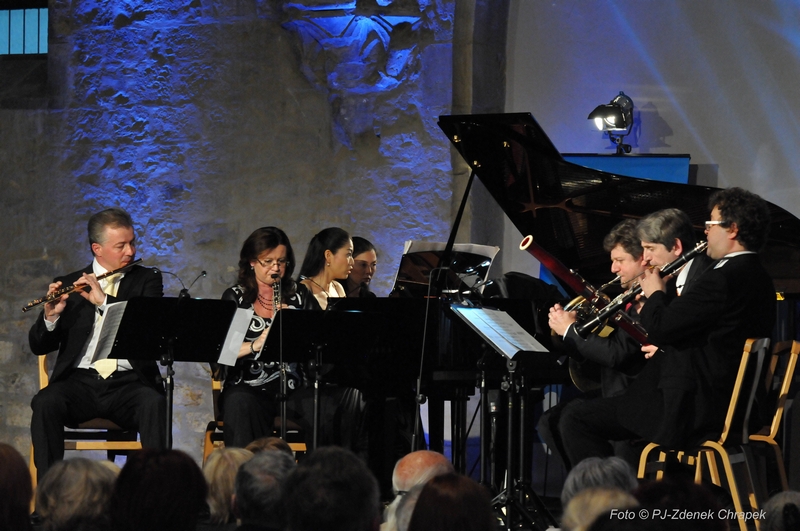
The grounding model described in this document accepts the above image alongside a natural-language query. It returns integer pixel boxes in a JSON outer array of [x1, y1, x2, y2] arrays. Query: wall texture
[[0, 0, 483, 465]]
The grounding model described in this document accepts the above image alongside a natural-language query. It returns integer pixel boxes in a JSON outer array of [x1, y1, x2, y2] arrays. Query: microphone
[[157, 269, 206, 298]]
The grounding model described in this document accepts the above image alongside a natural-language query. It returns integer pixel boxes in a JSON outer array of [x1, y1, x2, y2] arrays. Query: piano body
[[437, 112, 800, 297]]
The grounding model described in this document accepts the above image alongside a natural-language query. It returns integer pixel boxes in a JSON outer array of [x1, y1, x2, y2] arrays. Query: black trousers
[[559, 394, 641, 468], [31, 369, 166, 480]]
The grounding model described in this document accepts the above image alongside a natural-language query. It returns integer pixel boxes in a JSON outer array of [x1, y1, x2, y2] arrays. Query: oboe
[[22, 259, 142, 313]]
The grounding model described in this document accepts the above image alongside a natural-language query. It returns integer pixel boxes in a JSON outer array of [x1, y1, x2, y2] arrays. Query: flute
[[21, 259, 142, 313]]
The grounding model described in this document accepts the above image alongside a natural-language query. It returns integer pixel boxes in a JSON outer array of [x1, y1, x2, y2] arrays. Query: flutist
[[560, 189, 775, 467], [28, 208, 166, 480]]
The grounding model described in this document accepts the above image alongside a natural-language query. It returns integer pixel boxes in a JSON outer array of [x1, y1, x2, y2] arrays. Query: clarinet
[[574, 240, 709, 338]]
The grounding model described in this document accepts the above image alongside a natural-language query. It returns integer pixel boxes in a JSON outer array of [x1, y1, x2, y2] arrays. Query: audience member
[[406, 473, 495, 531], [233, 450, 297, 531], [761, 491, 800, 531], [35, 457, 117, 531], [561, 487, 639, 531], [382, 450, 454, 531], [108, 448, 207, 531], [561, 456, 638, 508], [202, 448, 254, 527], [245, 436, 294, 456], [0, 442, 33, 531], [283, 445, 381, 531], [394, 483, 424, 531]]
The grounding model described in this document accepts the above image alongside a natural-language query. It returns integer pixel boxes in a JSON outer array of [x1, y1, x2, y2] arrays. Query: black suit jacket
[[620, 253, 775, 448], [29, 263, 165, 391], [563, 305, 646, 398]]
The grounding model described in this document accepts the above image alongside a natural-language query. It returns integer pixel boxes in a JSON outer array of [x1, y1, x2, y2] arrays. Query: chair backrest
[[38, 355, 50, 388], [720, 337, 769, 445], [759, 339, 799, 438], [211, 367, 223, 421]]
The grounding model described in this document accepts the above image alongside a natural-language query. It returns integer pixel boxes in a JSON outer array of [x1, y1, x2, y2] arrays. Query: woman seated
[[343, 236, 378, 298], [219, 226, 305, 448], [298, 227, 353, 309]]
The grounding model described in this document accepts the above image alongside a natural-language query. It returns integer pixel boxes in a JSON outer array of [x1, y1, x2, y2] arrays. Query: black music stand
[[103, 296, 239, 448], [450, 305, 558, 531], [259, 308, 372, 450]]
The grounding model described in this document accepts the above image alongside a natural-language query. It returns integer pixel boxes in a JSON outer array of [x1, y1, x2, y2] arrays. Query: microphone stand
[[158, 270, 205, 449]]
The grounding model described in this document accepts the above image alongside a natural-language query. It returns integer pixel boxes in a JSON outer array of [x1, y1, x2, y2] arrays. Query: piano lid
[[437, 113, 800, 294]]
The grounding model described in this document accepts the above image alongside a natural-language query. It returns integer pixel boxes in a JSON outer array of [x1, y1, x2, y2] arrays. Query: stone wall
[[0, 0, 474, 465]]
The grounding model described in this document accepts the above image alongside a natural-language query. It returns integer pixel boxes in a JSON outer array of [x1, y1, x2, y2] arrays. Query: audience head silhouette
[[203, 447, 254, 525], [234, 450, 297, 529], [561, 456, 638, 507], [0, 443, 32, 531], [35, 457, 117, 531], [109, 448, 207, 531], [407, 473, 495, 531], [284, 445, 380, 531]]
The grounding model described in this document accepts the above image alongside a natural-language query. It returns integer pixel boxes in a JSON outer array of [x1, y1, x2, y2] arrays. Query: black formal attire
[[561, 253, 775, 465], [538, 304, 647, 468], [218, 285, 304, 448], [29, 263, 166, 479]]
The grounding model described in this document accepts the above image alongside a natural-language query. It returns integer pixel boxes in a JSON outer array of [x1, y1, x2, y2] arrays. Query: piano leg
[[425, 393, 470, 474]]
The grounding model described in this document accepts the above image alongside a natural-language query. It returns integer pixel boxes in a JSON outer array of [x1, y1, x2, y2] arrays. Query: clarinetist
[[28, 208, 166, 480], [218, 227, 305, 448]]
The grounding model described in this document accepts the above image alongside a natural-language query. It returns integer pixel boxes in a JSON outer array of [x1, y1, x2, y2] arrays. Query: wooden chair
[[202, 371, 306, 465], [638, 337, 769, 531], [29, 355, 142, 490], [745, 339, 798, 504]]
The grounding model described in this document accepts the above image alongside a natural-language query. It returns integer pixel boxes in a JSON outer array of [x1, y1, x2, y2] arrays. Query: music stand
[[103, 296, 239, 448], [450, 305, 558, 531], [260, 308, 371, 450]]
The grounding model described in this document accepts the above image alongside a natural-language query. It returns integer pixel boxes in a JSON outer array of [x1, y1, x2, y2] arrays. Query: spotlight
[[588, 91, 634, 154]]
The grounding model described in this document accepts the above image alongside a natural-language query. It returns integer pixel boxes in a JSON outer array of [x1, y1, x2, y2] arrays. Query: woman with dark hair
[[109, 449, 207, 531], [298, 227, 353, 310], [219, 226, 306, 448], [343, 236, 378, 298]]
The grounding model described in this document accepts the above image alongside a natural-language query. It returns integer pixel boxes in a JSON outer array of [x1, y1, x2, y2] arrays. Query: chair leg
[[706, 442, 752, 531], [637, 442, 661, 479]]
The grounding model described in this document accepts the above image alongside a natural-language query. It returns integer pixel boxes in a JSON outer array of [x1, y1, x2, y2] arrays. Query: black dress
[[218, 285, 305, 448]]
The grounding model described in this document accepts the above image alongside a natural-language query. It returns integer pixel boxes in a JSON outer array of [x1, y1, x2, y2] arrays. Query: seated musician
[[343, 236, 378, 298], [560, 187, 775, 465], [542, 219, 648, 469], [218, 226, 305, 448], [298, 227, 353, 308], [29, 208, 166, 480], [636, 208, 714, 296]]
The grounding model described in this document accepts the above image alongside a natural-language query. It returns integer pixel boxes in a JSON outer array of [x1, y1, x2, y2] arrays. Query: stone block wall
[[0, 0, 464, 465]]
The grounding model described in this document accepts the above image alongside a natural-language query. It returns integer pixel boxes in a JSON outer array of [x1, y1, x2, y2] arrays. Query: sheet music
[[93, 301, 128, 361], [451, 305, 548, 359], [218, 308, 254, 366]]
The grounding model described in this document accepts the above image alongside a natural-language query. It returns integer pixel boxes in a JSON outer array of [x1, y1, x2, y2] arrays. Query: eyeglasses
[[704, 220, 728, 230], [256, 258, 290, 268]]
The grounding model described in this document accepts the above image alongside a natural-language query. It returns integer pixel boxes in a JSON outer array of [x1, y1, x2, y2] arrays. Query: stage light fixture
[[588, 91, 634, 154]]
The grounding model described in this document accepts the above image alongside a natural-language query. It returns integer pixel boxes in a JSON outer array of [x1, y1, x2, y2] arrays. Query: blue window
[[0, 7, 47, 55]]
